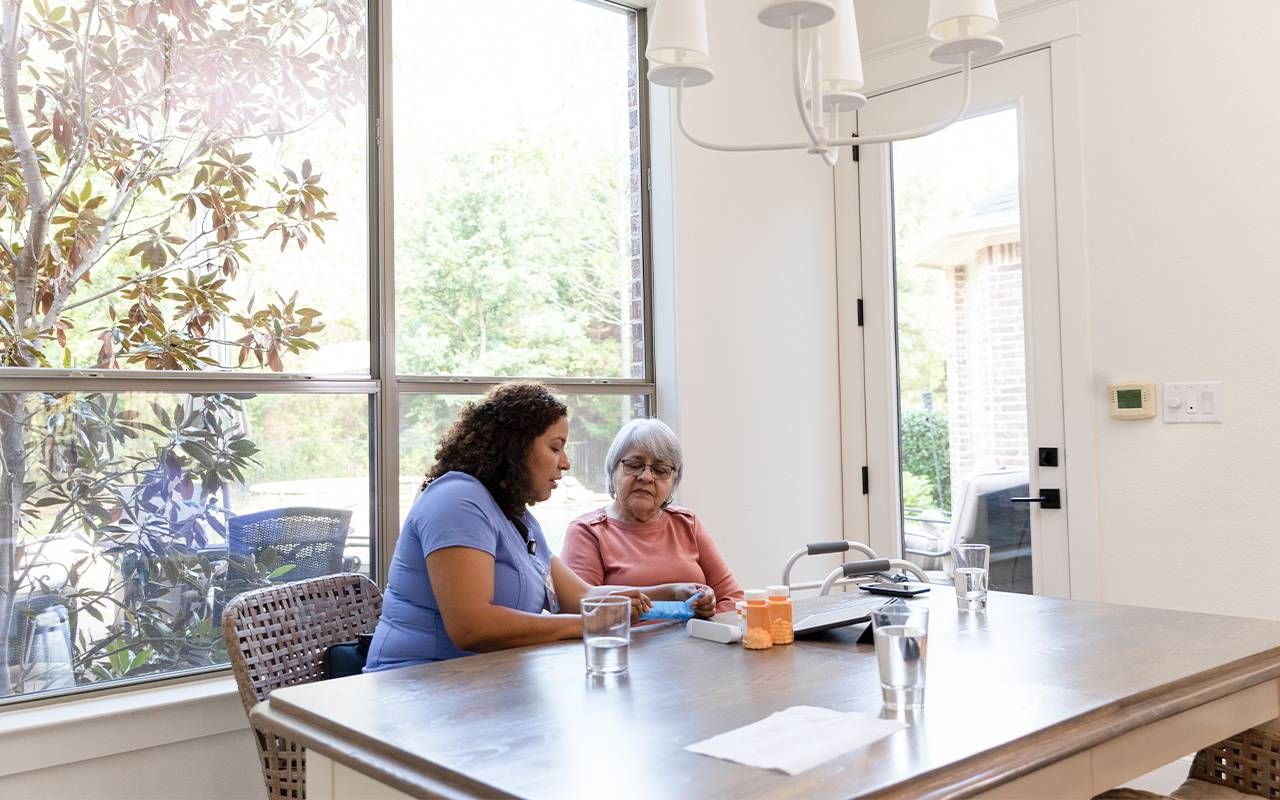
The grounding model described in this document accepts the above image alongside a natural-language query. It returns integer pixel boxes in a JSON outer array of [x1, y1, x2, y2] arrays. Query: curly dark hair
[[425, 382, 568, 518]]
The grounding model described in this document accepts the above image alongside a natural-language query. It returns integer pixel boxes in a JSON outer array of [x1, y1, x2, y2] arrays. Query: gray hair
[[604, 418, 684, 501]]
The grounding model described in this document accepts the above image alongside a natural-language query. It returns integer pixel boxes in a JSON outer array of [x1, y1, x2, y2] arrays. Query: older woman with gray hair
[[560, 419, 744, 616]]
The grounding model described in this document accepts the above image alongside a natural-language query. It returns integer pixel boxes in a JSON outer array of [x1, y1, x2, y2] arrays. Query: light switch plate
[[1162, 382, 1222, 424]]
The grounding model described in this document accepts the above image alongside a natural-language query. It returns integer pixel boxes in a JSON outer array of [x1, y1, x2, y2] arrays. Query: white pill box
[[686, 618, 742, 644]]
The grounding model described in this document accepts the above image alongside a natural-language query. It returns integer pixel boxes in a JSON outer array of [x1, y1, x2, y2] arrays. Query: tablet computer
[[858, 581, 932, 597], [793, 594, 887, 636]]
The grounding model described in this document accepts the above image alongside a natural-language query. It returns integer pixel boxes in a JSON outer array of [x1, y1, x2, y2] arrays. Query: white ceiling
[[853, 0, 933, 52], [632, 0, 1007, 55]]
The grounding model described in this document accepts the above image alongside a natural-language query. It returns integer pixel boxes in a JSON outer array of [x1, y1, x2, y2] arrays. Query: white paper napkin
[[684, 705, 907, 775]]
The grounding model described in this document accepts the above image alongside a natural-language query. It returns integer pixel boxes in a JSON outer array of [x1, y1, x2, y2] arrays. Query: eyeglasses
[[619, 458, 676, 480]]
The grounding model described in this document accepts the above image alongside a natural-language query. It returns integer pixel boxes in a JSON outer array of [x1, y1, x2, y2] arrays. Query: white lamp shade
[[646, 0, 710, 67], [819, 0, 863, 94], [926, 0, 999, 41], [758, 0, 836, 30]]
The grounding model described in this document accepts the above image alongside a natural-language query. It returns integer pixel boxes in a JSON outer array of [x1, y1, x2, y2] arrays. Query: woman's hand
[[605, 588, 653, 622], [668, 583, 716, 618]]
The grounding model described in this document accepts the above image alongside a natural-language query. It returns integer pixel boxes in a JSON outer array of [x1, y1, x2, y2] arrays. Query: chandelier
[[645, 0, 1005, 167]]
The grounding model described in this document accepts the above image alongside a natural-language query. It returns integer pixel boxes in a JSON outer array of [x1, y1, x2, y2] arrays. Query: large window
[[0, 0, 651, 704], [387, 0, 653, 571]]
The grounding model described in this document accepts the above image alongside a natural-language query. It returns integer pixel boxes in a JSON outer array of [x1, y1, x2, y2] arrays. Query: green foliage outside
[[394, 136, 636, 485], [900, 407, 950, 512], [397, 140, 627, 379], [900, 470, 936, 512]]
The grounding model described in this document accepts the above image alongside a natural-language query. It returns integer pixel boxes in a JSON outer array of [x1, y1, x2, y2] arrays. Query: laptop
[[792, 593, 891, 636]]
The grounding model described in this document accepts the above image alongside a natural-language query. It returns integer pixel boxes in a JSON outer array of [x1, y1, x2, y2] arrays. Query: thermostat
[[1108, 382, 1156, 419]]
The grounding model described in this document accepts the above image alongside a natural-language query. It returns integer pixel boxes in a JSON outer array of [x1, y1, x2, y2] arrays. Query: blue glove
[[639, 592, 703, 622]]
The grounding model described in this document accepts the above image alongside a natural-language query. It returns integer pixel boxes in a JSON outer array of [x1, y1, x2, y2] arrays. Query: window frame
[[0, 0, 654, 707]]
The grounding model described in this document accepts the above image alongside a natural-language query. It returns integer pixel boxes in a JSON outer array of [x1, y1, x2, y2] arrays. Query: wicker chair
[[1095, 725, 1280, 799], [222, 573, 382, 800]]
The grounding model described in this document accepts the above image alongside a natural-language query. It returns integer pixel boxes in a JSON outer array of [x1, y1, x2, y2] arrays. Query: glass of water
[[952, 543, 990, 611], [582, 595, 631, 676], [871, 603, 929, 710]]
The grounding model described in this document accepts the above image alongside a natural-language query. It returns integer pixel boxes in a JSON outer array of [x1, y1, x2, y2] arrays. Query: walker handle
[[806, 541, 852, 556], [842, 559, 892, 577]]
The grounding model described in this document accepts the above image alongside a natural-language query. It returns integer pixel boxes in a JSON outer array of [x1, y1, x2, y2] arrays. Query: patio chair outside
[[228, 506, 354, 583], [903, 469, 1032, 592]]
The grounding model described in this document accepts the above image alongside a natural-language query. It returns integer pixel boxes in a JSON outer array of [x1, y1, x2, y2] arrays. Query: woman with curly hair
[[365, 382, 664, 671]]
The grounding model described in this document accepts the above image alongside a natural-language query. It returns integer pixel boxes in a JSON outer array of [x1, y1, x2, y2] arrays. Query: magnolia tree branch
[[40, 155, 148, 329], [224, 110, 330, 143], [59, 228, 271, 315], [44, 0, 100, 221], [41, 134, 213, 329], [56, 157, 309, 318], [2, 0, 48, 330]]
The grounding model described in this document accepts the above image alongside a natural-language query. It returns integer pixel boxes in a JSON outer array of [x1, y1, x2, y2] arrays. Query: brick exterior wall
[[947, 242, 1029, 505]]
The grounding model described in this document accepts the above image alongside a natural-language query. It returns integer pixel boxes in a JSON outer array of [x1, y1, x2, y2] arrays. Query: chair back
[[951, 470, 1031, 593], [228, 506, 353, 583], [222, 573, 382, 799]]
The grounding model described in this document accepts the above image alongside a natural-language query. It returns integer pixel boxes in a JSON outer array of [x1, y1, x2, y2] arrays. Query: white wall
[[1075, 0, 1280, 615], [652, 0, 846, 590], [0, 678, 262, 800], [0, 730, 263, 800]]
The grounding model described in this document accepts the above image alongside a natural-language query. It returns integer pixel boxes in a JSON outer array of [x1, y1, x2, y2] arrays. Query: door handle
[[1010, 488, 1061, 509]]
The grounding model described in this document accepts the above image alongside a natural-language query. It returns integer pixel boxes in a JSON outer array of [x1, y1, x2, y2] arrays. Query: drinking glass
[[952, 543, 991, 612], [582, 596, 631, 675], [871, 603, 930, 710]]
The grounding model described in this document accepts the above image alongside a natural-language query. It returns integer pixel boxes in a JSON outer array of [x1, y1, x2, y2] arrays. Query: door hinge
[[850, 144, 859, 162], [856, 298, 864, 327], [861, 466, 869, 495]]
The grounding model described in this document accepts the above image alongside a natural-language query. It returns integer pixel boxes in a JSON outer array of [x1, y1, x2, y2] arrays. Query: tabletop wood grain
[[250, 589, 1280, 799]]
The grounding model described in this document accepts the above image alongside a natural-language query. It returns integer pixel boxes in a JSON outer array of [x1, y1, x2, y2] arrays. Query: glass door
[[854, 50, 1069, 597]]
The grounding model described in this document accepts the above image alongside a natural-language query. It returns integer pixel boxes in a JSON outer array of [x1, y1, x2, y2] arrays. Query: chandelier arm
[[790, 20, 824, 150], [826, 54, 975, 148], [675, 83, 813, 152], [824, 111, 840, 167]]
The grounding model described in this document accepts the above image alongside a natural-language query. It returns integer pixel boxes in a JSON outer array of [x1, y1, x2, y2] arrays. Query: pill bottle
[[743, 590, 773, 650], [765, 584, 794, 645]]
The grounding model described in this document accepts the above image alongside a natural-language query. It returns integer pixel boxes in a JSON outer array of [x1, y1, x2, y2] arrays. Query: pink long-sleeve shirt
[[560, 505, 744, 613]]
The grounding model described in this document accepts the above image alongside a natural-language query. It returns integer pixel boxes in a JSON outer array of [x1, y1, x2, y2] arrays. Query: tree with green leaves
[[397, 138, 628, 379], [0, 0, 364, 696], [396, 136, 635, 484]]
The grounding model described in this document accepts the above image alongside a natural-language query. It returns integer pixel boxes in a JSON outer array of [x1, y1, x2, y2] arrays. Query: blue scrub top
[[364, 471, 553, 670]]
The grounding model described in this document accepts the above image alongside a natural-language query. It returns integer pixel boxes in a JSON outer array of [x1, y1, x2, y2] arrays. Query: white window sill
[[0, 675, 247, 777]]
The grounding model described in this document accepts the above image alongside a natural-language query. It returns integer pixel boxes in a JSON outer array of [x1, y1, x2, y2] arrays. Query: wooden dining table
[[250, 589, 1280, 799]]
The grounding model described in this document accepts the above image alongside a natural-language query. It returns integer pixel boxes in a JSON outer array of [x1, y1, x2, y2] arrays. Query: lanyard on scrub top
[[512, 515, 560, 614]]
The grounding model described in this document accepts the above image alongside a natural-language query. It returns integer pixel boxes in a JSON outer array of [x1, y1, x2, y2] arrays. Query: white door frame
[[838, 43, 1096, 599]]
